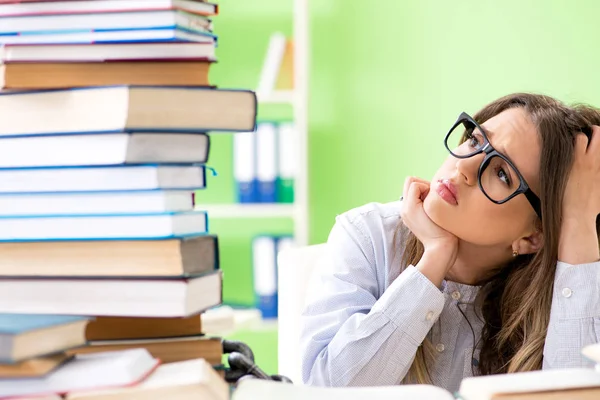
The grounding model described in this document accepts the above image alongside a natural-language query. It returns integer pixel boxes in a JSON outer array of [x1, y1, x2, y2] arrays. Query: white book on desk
[[0, 349, 159, 398], [0, 190, 193, 216], [0, 132, 209, 168], [0, 211, 207, 241], [0, 165, 206, 193], [234, 342, 600, 400]]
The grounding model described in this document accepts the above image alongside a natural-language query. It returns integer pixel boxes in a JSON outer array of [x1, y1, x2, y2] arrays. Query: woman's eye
[[497, 167, 511, 186], [467, 132, 484, 148]]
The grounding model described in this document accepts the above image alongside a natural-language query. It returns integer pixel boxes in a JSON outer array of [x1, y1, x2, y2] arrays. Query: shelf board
[[195, 203, 295, 218], [257, 90, 295, 104]]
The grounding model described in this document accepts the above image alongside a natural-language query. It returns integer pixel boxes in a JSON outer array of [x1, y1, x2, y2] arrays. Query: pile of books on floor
[[0, 0, 256, 398]]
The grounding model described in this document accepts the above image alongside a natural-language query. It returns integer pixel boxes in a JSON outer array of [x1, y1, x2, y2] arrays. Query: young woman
[[300, 93, 600, 391]]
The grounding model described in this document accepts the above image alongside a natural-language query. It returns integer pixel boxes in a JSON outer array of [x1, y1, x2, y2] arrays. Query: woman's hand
[[401, 177, 459, 286], [559, 126, 600, 264]]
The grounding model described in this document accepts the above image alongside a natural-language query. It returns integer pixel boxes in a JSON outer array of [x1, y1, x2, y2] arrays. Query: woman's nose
[[456, 153, 484, 186]]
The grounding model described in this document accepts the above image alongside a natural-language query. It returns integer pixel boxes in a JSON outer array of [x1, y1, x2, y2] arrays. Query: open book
[[233, 344, 600, 400]]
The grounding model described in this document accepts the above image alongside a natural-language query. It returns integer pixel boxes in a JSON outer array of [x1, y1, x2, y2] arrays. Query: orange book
[[86, 316, 202, 341], [0, 61, 212, 89]]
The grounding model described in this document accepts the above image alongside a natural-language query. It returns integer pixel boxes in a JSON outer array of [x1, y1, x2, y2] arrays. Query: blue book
[[255, 123, 278, 203], [0, 165, 206, 194], [0, 86, 257, 137], [0, 10, 216, 38], [0, 211, 208, 242], [0, 315, 89, 363], [252, 236, 278, 319], [0, 27, 216, 46], [233, 131, 258, 203]]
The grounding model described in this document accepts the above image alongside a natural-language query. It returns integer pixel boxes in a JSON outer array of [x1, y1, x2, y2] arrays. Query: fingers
[[403, 176, 430, 200]]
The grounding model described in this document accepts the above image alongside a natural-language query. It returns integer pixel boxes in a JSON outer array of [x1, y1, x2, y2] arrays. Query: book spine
[[256, 123, 277, 203], [276, 122, 295, 203], [252, 235, 278, 318], [233, 131, 257, 203]]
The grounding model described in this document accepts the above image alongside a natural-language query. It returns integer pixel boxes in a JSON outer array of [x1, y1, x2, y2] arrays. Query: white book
[[0, 0, 218, 17], [1, 42, 216, 62], [0, 133, 209, 168], [0, 86, 256, 135], [0, 191, 193, 216], [232, 369, 600, 400], [0, 349, 159, 398], [66, 358, 228, 400], [0, 10, 213, 35], [0, 27, 215, 46], [0, 211, 207, 241], [277, 122, 298, 182], [256, 32, 287, 98], [0, 165, 205, 193], [0, 271, 222, 317]]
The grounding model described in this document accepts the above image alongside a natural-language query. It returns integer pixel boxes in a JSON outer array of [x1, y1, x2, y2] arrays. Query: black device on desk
[[223, 340, 293, 385]]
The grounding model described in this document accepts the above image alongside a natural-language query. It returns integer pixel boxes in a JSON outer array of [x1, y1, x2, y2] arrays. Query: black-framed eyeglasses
[[444, 112, 542, 219]]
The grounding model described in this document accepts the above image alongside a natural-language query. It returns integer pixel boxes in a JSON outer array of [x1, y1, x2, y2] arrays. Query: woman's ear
[[513, 225, 544, 255]]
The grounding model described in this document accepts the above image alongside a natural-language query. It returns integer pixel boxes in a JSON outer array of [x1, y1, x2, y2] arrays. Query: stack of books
[[0, 0, 257, 398]]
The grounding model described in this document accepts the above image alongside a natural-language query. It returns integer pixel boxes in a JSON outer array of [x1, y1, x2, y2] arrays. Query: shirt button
[[562, 288, 573, 298], [426, 311, 434, 321], [436, 343, 445, 353], [451, 291, 461, 300]]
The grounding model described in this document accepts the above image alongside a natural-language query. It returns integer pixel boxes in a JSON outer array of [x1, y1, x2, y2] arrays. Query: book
[[0, 211, 208, 241], [0, 235, 218, 276], [276, 122, 296, 203], [0, 86, 257, 136], [1, 42, 216, 62], [0, 0, 219, 17], [0, 349, 159, 398], [0, 165, 206, 194], [1, 61, 212, 89], [0, 191, 194, 216], [256, 123, 277, 202], [0, 353, 71, 378], [252, 236, 278, 318], [69, 335, 222, 366], [0, 26, 216, 45], [65, 358, 228, 400], [233, 130, 258, 203], [231, 373, 600, 400], [85, 315, 203, 341], [0, 270, 222, 317], [0, 314, 88, 363], [0, 132, 210, 168], [0, 10, 214, 36]]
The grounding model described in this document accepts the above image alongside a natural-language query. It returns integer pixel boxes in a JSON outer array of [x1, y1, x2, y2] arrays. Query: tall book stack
[[0, 0, 257, 398]]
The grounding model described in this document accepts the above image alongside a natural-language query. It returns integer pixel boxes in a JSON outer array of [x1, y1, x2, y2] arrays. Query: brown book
[[1, 61, 212, 89], [0, 235, 218, 277], [0, 353, 71, 378], [86, 316, 202, 341], [68, 336, 222, 366]]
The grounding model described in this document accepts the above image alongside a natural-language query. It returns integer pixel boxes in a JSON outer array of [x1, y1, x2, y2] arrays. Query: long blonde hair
[[398, 93, 600, 383]]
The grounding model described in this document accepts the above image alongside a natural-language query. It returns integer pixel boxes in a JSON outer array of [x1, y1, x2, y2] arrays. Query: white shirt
[[300, 201, 600, 391]]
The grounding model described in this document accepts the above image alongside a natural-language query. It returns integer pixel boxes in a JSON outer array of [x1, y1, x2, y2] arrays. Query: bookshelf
[[202, 0, 309, 247]]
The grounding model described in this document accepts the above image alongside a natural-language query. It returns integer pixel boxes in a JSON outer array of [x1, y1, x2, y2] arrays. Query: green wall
[[309, 0, 600, 243]]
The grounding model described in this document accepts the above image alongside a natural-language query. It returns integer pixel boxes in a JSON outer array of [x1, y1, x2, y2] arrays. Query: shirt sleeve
[[543, 261, 600, 368], [299, 211, 445, 386]]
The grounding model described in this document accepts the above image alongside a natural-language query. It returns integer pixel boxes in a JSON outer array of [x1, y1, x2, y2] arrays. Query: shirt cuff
[[371, 265, 445, 343], [554, 261, 600, 319]]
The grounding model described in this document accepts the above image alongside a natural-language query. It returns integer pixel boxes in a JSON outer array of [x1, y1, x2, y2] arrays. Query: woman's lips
[[436, 179, 458, 205]]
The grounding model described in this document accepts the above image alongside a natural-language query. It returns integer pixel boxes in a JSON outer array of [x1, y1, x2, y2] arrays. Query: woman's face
[[424, 108, 541, 246]]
